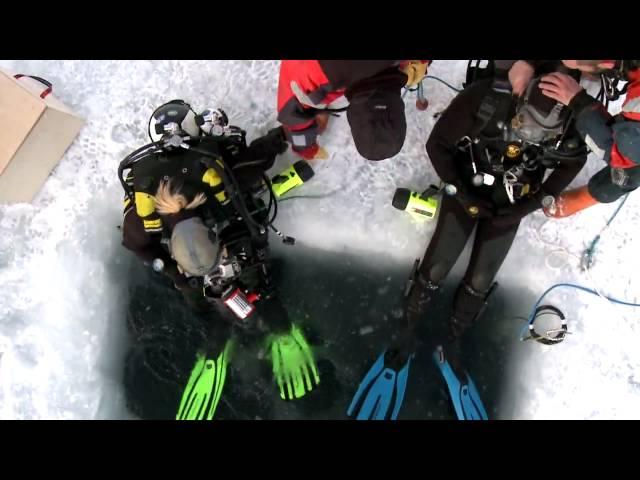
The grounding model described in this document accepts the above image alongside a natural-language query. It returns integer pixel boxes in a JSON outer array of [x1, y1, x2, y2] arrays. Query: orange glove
[[543, 186, 600, 218], [401, 60, 429, 88], [316, 112, 330, 134]]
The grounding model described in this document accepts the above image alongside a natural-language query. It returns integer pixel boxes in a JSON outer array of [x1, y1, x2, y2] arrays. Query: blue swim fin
[[433, 346, 488, 420], [347, 350, 412, 420]]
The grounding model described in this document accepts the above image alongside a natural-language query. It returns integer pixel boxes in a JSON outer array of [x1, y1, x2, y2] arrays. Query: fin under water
[[176, 342, 231, 421], [433, 347, 488, 420], [270, 323, 320, 400], [347, 350, 412, 420]]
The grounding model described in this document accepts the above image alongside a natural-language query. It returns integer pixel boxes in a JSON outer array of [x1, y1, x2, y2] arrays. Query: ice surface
[[0, 60, 638, 419]]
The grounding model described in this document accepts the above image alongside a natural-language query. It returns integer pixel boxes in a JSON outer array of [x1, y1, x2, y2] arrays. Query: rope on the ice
[[529, 218, 578, 272], [519, 283, 640, 344], [581, 193, 629, 270], [520, 210, 636, 345], [533, 194, 629, 272]]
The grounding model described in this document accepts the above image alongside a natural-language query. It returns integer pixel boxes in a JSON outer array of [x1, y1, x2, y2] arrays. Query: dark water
[[125, 241, 536, 420]]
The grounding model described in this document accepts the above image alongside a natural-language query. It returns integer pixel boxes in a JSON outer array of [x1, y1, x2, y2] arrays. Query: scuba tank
[[120, 103, 295, 326]]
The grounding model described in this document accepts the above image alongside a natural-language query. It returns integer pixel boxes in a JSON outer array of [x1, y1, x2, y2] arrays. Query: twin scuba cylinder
[[126, 102, 291, 325], [195, 107, 316, 199]]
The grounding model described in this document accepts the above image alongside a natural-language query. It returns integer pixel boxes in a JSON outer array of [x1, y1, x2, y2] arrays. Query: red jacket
[[569, 67, 640, 201], [611, 70, 640, 168], [277, 60, 428, 159]]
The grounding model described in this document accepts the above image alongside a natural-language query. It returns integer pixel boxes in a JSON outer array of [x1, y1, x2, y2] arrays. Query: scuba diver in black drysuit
[[120, 101, 321, 420], [348, 60, 588, 420]]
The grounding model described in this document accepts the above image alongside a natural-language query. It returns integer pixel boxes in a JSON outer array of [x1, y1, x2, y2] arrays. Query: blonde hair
[[154, 179, 207, 215]]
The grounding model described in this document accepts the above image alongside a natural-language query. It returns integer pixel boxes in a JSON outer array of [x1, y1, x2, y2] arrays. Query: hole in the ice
[[534, 311, 564, 338]]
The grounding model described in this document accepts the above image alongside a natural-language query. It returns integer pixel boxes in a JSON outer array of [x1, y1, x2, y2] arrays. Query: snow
[[0, 59, 638, 419]]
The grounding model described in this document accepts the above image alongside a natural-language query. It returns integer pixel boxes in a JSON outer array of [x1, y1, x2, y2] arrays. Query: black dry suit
[[120, 126, 291, 329], [404, 64, 587, 346], [121, 125, 295, 420]]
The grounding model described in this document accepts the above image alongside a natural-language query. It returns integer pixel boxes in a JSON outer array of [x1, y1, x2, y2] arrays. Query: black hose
[[188, 145, 269, 240], [262, 174, 278, 227], [231, 159, 271, 170], [118, 141, 163, 201]]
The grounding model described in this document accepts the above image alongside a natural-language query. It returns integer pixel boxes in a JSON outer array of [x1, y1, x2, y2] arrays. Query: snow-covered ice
[[0, 60, 638, 419]]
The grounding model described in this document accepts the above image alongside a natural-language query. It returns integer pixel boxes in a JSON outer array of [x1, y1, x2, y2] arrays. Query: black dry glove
[[453, 184, 495, 219], [490, 194, 543, 228], [177, 276, 212, 313], [162, 261, 189, 289], [249, 126, 289, 158]]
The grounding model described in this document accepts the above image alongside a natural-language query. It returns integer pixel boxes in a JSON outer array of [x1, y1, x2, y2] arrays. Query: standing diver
[[348, 61, 588, 420]]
